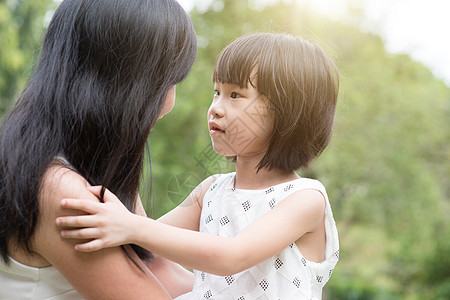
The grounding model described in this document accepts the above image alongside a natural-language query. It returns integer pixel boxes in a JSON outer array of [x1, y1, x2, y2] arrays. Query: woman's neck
[[7, 240, 51, 268], [234, 155, 299, 190]]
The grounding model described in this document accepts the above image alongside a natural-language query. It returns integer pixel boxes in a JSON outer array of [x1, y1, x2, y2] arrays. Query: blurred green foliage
[[1, 0, 448, 299], [0, 0, 56, 112]]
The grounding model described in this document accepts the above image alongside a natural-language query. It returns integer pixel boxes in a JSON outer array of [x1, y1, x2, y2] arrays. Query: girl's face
[[158, 85, 176, 119], [208, 81, 273, 157]]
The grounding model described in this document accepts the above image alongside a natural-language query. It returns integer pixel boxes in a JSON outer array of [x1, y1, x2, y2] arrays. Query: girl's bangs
[[212, 40, 261, 88]]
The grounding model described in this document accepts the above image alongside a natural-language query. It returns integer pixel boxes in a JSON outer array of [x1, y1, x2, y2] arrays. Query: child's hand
[[56, 186, 136, 252]]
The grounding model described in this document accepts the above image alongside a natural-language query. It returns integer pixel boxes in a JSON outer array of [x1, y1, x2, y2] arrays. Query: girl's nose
[[208, 100, 225, 118]]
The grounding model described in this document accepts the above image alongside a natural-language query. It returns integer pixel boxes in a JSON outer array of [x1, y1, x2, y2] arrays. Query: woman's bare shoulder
[[40, 164, 93, 203], [33, 164, 171, 299]]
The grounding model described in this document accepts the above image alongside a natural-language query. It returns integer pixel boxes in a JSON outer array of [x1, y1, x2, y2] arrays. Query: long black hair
[[0, 0, 197, 263]]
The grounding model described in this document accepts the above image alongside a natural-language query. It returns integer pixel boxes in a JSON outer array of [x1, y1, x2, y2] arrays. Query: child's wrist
[[131, 214, 152, 245], [128, 213, 143, 245]]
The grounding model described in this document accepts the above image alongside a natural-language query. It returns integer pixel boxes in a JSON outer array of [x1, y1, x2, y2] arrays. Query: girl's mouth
[[212, 126, 224, 132], [209, 122, 225, 135], [210, 127, 225, 135]]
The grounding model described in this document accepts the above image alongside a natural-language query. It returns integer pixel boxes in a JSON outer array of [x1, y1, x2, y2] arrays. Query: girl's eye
[[214, 90, 220, 97], [230, 92, 241, 99]]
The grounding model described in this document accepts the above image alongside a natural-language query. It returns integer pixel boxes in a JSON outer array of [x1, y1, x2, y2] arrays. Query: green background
[[1, 0, 448, 298]]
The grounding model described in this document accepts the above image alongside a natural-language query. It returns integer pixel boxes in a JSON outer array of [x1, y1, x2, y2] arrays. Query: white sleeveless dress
[[0, 257, 81, 299], [176, 172, 339, 300]]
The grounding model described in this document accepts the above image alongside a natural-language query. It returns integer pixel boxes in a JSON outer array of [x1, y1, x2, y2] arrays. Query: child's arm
[[156, 175, 217, 229], [57, 174, 215, 242], [134, 194, 196, 298], [134, 175, 216, 297], [57, 186, 325, 276]]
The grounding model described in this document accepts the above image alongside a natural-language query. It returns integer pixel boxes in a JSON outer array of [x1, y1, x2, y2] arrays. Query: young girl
[[57, 33, 340, 299]]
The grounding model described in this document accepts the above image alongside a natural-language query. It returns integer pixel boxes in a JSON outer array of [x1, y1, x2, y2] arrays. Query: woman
[[0, 0, 197, 298]]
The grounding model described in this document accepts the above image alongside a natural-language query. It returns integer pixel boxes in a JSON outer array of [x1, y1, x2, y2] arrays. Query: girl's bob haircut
[[213, 33, 339, 172]]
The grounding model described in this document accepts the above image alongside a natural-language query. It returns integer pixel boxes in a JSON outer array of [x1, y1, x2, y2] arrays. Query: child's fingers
[[87, 186, 102, 197], [60, 198, 99, 213], [88, 186, 121, 204], [102, 188, 121, 204], [56, 215, 102, 228], [60, 227, 101, 239], [74, 239, 106, 252]]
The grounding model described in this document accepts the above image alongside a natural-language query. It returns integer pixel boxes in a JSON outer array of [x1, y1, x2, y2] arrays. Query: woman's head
[[213, 33, 338, 172], [0, 0, 196, 262], [36, 0, 198, 196]]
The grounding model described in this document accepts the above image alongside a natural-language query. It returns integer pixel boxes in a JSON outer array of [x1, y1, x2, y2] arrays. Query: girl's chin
[[211, 145, 235, 157]]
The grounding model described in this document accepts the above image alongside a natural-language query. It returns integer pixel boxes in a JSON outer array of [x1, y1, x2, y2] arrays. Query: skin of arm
[[57, 175, 326, 276], [34, 165, 171, 300], [134, 195, 195, 297]]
